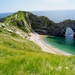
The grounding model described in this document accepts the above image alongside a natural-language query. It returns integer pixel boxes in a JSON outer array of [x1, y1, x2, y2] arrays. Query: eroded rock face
[[27, 13, 75, 37], [2, 11, 75, 37], [53, 20, 75, 37], [28, 14, 75, 37], [24, 12, 54, 34]]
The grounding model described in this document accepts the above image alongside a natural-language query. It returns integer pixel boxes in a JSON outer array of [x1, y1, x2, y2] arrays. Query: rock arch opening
[[65, 27, 74, 43], [65, 27, 74, 37]]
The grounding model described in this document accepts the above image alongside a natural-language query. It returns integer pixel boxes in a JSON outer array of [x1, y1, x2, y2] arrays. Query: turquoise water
[[44, 36, 75, 55]]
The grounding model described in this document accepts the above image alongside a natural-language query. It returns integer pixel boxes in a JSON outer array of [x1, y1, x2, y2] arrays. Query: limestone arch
[[65, 26, 75, 37]]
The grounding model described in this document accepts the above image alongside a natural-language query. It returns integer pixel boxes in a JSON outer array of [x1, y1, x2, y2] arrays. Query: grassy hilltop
[[0, 11, 75, 75]]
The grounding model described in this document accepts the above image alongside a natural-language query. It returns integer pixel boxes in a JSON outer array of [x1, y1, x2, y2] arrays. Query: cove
[[43, 28, 75, 55], [44, 36, 75, 55]]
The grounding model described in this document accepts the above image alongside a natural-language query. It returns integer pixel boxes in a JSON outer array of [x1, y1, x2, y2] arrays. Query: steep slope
[[3, 11, 54, 35], [4, 11, 32, 33], [4, 11, 75, 37], [24, 13, 54, 34]]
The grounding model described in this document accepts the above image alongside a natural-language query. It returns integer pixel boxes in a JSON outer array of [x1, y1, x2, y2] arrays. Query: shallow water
[[44, 36, 75, 55]]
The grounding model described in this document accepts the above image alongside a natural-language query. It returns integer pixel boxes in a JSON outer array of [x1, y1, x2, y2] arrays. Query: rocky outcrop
[[2, 11, 75, 37], [48, 20, 75, 37], [23, 12, 54, 34], [25, 12, 75, 37]]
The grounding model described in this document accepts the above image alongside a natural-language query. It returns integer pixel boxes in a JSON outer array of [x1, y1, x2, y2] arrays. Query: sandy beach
[[28, 32, 71, 56]]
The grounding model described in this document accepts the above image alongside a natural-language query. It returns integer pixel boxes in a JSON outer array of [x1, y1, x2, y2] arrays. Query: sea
[[0, 12, 14, 18], [32, 10, 75, 23], [0, 10, 75, 55]]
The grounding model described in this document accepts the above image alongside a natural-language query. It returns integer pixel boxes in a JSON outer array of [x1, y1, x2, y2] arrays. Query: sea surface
[[32, 10, 75, 23], [0, 10, 75, 55], [0, 12, 14, 18]]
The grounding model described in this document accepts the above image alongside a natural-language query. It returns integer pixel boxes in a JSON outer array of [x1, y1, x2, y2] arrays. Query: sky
[[0, 0, 75, 13]]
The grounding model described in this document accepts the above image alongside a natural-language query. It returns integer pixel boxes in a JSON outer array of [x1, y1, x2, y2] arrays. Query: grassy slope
[[0, 30, 75, 75], [4, 11, 31, 33]]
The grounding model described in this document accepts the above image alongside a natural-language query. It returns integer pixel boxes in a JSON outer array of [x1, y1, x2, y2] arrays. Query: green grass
[[0, 32, 75, 75], [4, 11, 31, 33]]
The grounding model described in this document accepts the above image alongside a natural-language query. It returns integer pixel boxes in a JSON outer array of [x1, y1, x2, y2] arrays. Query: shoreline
[[40, 35, 72, 56], [28, 33, 72, 56]]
